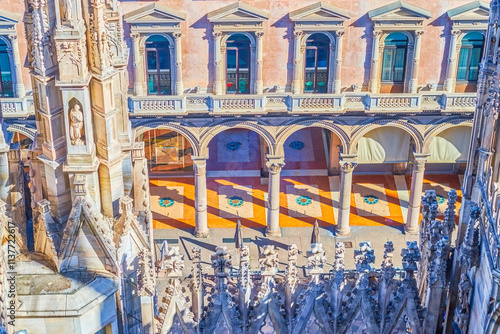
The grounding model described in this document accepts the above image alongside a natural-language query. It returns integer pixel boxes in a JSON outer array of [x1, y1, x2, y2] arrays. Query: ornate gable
[[124, 4, 185, 33], [208, 2, 268, 23], [448, 1, 489, 30], [369, 1, 431, 30], [59, 197, 118, 274], [290, 2, 350, 22], [0, 10, 19, 33], [290, 2, 350, 32]]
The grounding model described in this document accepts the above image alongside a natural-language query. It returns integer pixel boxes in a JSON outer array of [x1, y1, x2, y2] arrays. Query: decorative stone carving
[[354, 241, 375, 271], [68, 99, 85, 146]]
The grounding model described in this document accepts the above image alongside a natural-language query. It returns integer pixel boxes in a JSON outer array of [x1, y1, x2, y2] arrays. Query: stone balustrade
[[0, 96, 34, 118], [128, 92, 477, 116]]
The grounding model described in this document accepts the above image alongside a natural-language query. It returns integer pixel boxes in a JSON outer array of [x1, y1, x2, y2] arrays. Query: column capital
[[339, 154, 358, 173], [255, 31, 264, 39], [373, 30, 383, 38], [413, 153, 429, 172], [415, 30, 424, 37], [213, 31, 224, 39], [173, 32, 182, 39], [266, 156, 285, 175], [192, 155, 208, 175], [334, 30, 345, 38]]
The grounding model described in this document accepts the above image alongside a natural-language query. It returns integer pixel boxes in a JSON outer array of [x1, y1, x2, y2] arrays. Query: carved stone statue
[[69, 102, 85, 145], [61, 0, 73, 25]]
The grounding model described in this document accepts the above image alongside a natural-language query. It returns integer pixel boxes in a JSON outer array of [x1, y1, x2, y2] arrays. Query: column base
[[336, 226, 351, 236], [194, 229, 210, 238], [405, 225, 419, 235], [265, 227, 281, 238]]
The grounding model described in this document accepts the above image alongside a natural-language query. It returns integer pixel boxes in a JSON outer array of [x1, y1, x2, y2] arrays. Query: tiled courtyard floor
[[150, 173, 463, 230]]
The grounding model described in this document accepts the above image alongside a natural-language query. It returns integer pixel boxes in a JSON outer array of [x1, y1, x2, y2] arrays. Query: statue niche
[[68, 98, 85, 146]]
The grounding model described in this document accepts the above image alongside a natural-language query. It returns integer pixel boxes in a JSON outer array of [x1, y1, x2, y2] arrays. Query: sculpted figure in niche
[[61, 0, 74, 25], [69, 99, 85, 145]]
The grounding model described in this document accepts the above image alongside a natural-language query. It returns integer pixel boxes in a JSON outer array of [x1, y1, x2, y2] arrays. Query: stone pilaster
[[193, 156, 209, 238], [266, 156, 285, 237], [292, 31, 303, 94], [409, 30, 424, 94], [131, 33, 144, 96], [369, 31, 383, 94], [173, 32, 184, 95], [213, 32, 223, 95], [255, 32, 264, 94], [337, 154, 357, 235], [333, 31, 344, 94], [6, 34, 25, 98], [406, 153, 429, 234], [444, 30, 461, 93]]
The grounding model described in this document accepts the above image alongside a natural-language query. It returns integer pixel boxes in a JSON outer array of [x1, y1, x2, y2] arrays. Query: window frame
[[456, 33, 484, 83], [0, 37, 14, 98], [145, 37, 172, 96], [225, 40, 251, 94], [381, 35, 408, 84], [303, 36, 330, 94]]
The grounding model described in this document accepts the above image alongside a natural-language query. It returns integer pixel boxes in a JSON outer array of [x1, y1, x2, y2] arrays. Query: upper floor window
[[457, 32, 484, 82], [381, 32, 408, 83], [0, 39, 13, 97], [226, 34, 251, 94], [146, 35, 171, 95], [304, 33, 329, 93]]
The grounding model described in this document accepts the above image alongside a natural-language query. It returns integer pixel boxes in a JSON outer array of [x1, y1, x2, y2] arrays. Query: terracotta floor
[[149, 128, 463, 230], [150, 173, 462, 230]]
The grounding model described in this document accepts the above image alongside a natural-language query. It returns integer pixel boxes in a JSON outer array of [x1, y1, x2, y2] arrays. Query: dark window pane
[[457, 48, 469, 81], [227, 49, 237, 69], [238, 48, 249, 69], [317, 48, 328, 69], [147, 50, 157, 71], [305, 48, 316, 69], [468, 47, 481, 81], [158, 51, 169, 70], [0, 51, 13, 97], [381, 48, 394, 81], [393, 48, 406, 82]]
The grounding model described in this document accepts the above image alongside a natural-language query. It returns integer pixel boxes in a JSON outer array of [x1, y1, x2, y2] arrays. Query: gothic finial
[[235, 219, 243, 250], [402, 241, 421, 274], [311, 219, 320, 244], [459, 206, 481, 268], [381, 241, 396, 283], [211, 246, 232, 277], [354, 241, 375, 272], [259, 245, 279, 274]]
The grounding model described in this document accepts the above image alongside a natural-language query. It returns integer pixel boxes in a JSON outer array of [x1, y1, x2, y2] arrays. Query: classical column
[[337, 154, 357, 235], [193, 156, 209, 238], [444, 30, 461, 93], [333, 31, 344, 94], [213, 32, 223, 95], [266, 156, 285, 237], [7, 34, 25, 98], [409, 30, 424, 94], [292, 31, 303, 94], [255, 32, 264, 95], [173, 32, 184, 95], [369, 31, 383, 94], [406, 153, 429, 234], [131, 33, 144, 96]]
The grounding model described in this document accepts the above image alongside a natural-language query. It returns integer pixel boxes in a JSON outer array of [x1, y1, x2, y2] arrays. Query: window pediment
[[369, 1, 431, 29], [0, 10, 20, 31], [208, 2, 269, 24], [448, 1, 489, 30], [289, 2, 350, 23], [124, 4, 185, 30]]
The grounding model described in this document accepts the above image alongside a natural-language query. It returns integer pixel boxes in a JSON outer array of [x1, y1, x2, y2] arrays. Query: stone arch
[[380, 30, 415, 46], [275, 119, 349, 156], [300, 31, 336, 47], [350, 120, 424, 154], [133, 121, 201, 156], [199, 120, 276, 156], [6, 124, 36, 141], [422, 119, 473, 153]]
